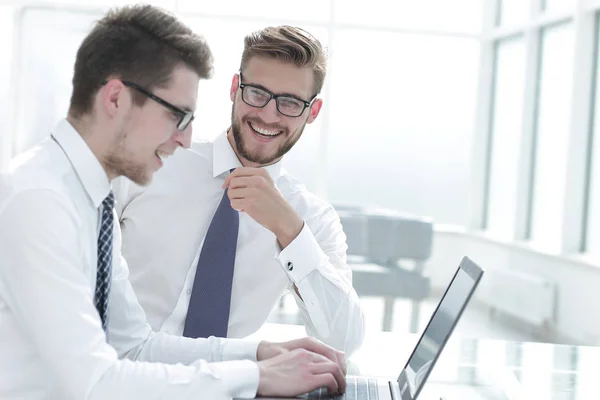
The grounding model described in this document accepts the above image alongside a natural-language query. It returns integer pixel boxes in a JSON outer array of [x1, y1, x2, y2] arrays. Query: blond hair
[[240, 26, 327, 96]]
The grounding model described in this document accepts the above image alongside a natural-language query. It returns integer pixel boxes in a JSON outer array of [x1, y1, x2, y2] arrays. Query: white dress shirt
[[114, 131, 365, 354], [0, 120, 260, 400]]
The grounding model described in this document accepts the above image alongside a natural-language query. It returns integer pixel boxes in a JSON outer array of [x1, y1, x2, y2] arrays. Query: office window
[[486, 37, 526, 239], [530, 23, 575, 251], [17, 0, 176, 7], [325, 30, 479, 225], [334, 0, 483, 34], [584, 17, 600, 258], [497, 0, 529, 26], [179, 0, 331, 23], [13, 8, 100, 155], [542, 0, 575, 13]]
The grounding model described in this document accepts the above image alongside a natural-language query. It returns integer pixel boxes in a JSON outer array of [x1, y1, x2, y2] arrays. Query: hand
[[223, 167, 303, 248], [257, 348, 346, 397], [257, 337, 347, 376]]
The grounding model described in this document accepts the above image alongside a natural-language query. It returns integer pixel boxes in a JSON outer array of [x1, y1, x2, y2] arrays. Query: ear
[[101, 79, 127, 118], [230, 73, 240, 102], [306, 98, 323, 124]]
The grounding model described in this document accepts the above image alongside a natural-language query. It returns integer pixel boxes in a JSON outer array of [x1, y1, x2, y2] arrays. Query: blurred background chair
[[337, 206, 433, 333]]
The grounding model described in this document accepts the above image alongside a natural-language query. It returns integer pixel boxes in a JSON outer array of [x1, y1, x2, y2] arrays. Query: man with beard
[[0, 8, 347, 399], [114, 25, 365, 354]]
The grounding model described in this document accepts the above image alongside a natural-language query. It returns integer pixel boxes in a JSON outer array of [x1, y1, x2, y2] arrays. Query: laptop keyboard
[[307, 376, 379, 400]]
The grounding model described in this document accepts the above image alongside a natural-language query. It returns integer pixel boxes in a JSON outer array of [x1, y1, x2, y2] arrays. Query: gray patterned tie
[[183, 186, 239, 338], [95, 191, 114, 334]]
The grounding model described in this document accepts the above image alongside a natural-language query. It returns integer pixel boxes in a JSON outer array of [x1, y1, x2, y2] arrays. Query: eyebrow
[[245, 82, 309, 103]]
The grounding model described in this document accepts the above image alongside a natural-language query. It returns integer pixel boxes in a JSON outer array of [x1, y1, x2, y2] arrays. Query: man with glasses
[[120, 80, 196, 131], [115, 26, 365, 354], [0, 7, 347, 399]]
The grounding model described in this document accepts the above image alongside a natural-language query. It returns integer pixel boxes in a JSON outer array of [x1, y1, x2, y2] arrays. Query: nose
[[172, 124, 192, 149], [257, 98, 281, 124]]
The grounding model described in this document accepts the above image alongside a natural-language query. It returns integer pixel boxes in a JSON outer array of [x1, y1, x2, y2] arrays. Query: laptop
[[257, 255, 484, 400]]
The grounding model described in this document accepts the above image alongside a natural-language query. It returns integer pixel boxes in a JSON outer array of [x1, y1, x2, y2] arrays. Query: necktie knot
[[102, 191, 115, 210]]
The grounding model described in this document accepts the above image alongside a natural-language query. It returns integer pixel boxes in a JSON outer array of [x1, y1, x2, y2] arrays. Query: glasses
[[238, 73, 316, 118], [120, 80, 195, 131]]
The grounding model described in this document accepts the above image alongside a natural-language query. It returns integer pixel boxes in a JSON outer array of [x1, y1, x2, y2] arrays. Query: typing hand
[[257, 337, 347, 376], [223, 167, 303, 249], [257, 348, 346, 397]]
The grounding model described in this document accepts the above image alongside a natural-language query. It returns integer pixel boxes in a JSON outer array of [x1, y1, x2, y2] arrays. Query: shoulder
[[278, 169, 339, 224], [3, 140, 74, 206], [114, 139, 214, 209]]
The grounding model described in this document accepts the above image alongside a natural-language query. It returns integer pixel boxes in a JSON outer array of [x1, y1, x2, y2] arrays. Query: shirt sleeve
[[275, 206, 365, 355], [109, 246, 261, 366], [0, 190, 259, 400]]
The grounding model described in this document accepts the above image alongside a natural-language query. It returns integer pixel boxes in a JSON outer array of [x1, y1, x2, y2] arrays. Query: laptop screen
[[397, 257, 483, 400]]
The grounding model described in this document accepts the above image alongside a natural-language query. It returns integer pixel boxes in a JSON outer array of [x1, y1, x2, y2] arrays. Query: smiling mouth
[[155, 150, 172, 165], [248, 121, 283, 138]]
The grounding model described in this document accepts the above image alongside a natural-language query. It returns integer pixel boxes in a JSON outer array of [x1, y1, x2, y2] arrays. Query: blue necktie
[[183, 186, 239, 338], [95, 191, 114, 334]]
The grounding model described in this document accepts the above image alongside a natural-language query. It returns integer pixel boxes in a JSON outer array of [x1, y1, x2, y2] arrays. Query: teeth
[[156, 151, 170, 161], [250, 122, 280, 136]]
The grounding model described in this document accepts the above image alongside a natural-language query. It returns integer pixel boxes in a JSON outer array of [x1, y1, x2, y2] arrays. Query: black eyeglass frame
[[104, 80, 195, 131], [237, 72, 317, 118]]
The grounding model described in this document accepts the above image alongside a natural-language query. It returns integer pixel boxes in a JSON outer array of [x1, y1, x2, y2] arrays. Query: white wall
[[0, 5, 14, 172], [425, 229, 600, 346]]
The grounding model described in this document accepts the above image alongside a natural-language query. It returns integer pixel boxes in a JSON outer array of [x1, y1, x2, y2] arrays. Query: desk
[[246, 324, 600, 399]]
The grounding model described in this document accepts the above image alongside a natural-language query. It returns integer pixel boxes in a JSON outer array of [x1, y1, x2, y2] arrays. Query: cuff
[[221, 339, 261, 362], [276, 223, 327, 283], [198, 359, 259, 399]]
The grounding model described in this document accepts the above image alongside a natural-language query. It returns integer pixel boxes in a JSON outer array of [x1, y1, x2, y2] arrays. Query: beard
[[231, 105, 306, 166], [103, 128, 152, 186]]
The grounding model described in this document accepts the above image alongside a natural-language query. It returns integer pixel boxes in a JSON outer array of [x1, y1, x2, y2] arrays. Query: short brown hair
[[69, 4, 213, 118], [239, 26, 327, 97]]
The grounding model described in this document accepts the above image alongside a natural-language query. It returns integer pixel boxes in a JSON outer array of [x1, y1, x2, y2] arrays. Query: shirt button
[[186, 289, 192, 295], [287, 261, 294, 271]]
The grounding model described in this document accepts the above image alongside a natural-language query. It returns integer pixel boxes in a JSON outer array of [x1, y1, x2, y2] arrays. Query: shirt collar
[[51, 119, 111, 208], [212, 130, 283, 181]]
